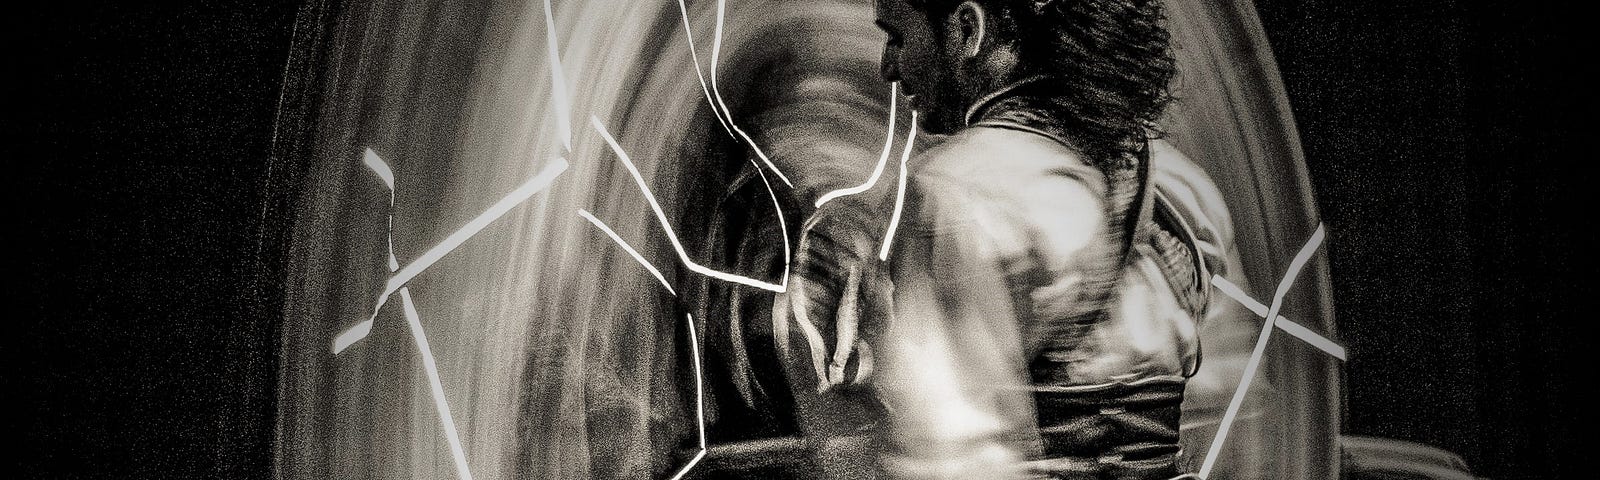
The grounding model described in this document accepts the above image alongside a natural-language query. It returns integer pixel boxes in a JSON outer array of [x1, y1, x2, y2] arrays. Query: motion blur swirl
[[274, 1, 1337, 478]]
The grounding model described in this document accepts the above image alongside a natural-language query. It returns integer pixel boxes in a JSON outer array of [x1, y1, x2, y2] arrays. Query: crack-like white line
[[666, 313, 708, 480], [1211, 275, 1347, 361], [332, 320, 373, 355], [577, 208, 678, 295], [671, 0, 795, 279], [878, 111, 918, 261], [707, 0, 793, 188], [333, 149, 407, 354], [334, 149, 476, 480], [674, 0, 734, 138], [815, 83, 899, 209], [398, 287, 475, 480], [590, 116, 786, 292], [542, 0, 573, 152], [357, 158, 570, 328]]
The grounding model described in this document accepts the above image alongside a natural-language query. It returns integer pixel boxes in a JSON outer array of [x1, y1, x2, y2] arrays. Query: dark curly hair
[[916, 0, 1177, 170]]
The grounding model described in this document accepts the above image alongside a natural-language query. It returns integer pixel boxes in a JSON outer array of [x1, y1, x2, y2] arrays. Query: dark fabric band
[[1030, 379, 1186, 479]]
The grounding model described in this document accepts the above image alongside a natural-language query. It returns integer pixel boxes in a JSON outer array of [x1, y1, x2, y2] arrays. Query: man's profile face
[[875, 0, 964, 134]]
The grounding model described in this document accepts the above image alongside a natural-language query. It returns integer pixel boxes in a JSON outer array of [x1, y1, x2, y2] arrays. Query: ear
[[952, 1, 988, 58]]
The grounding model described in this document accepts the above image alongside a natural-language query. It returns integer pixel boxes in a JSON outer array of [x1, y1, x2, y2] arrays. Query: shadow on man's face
[[874, 0, 965, 135]]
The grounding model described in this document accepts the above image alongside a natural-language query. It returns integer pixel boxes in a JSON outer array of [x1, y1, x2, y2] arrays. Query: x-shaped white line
[[1198, 224, 1344, 478]]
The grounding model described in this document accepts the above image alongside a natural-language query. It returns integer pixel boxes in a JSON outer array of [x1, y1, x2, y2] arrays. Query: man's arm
[[870, 169, 1104, 478]]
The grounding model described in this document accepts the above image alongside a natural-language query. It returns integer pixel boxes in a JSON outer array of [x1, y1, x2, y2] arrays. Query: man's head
[[874, 0, 1015, 135], [874, 0, 1177, 161]]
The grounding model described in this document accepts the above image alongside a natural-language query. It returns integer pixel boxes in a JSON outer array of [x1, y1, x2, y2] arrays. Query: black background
[[7, 0, 1584, 478]]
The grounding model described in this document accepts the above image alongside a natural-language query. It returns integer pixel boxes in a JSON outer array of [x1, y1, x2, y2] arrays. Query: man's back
[[868, 125, 1225, 478], [779, 121, 1234, 480], [888, 124, 1208, 384]]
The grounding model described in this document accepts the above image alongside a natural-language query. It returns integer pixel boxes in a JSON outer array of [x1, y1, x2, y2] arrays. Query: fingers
[[830, 265, 864, 385]]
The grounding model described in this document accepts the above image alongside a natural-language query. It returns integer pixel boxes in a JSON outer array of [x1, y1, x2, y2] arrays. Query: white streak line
[[729, 124, 791, 187], [708, 0, 793, 187], [590, 116, 786, 292], [344, 149, 476, 478], [542, 0, 572, 152], [815, 83, 899, 209], [364, 158, 570, 323], [673, 0, 796, 273], [750, 155, 792, 261], [399, 287, 475, 480], [878, 112, 918, 261], [667, 450, 706, 480], [333, 149, 404, 354], [1211, 275, 1347, 361], [332, 320, 373, 354], [363, 149, 401, 271], [577, 209, 677, 295], [1272, 315, 1345, 361], [674, 0, 734, 138], [688, 313, 706, 449], [1199, 224, 1326, 479], [363, 148, 396, 190], [667, 313, 708, 480]]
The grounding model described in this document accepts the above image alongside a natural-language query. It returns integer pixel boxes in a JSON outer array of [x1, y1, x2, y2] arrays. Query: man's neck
[[961, 74, 1058, 126]]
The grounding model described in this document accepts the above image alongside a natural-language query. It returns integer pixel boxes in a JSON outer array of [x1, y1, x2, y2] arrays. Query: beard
[[908, 67, 966, 136], [908, 38, 995, 136]]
